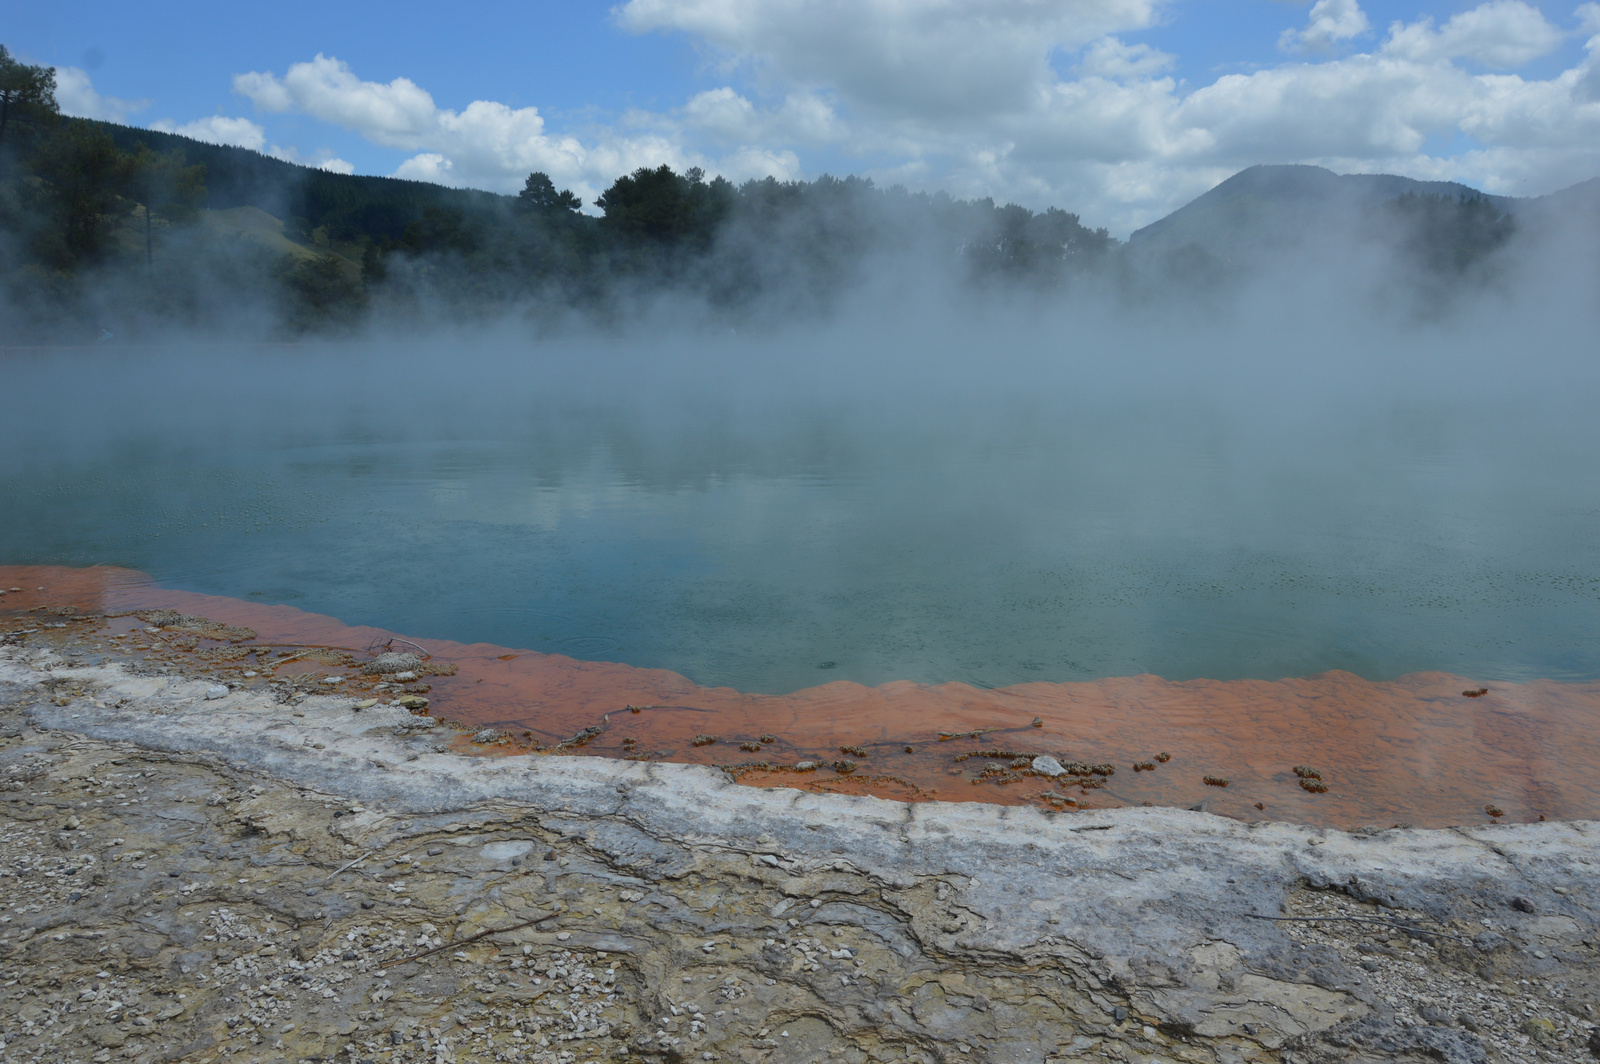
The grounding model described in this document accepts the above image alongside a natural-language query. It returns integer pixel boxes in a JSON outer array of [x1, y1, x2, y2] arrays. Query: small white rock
[[1031, 755, 1066, 777], [203, 685, 229, 701]]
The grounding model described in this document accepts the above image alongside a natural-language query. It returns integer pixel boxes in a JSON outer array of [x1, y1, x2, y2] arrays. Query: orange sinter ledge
[[2, 563, 1592, 830]]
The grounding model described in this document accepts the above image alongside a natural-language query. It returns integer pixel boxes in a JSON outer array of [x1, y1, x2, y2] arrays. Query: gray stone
[[1030, 755, 1065, 777]]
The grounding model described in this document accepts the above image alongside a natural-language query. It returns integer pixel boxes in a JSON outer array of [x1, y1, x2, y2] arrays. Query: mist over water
[[5, 261, 1600, 696]]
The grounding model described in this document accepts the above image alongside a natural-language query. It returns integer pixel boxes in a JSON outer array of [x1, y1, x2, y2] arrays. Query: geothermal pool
[[4, 339, 1600, 694], [3, 334, 1600, 826]]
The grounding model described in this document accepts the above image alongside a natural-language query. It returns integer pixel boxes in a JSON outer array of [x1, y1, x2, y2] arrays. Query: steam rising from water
[[4, 222, 1600, 693]]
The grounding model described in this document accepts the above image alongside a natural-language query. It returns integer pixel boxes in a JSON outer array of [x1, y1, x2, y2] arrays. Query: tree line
[[0, 46, 1118, 339], [0, 44, 1523, 340]]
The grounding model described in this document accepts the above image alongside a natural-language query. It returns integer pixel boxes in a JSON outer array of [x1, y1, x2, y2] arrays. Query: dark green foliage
[[81, 119, 504, 238], [0, 94, 1123, 337], [518, 172, 581, 213], [598, 165, 734, 249], [1387, 191, 1515, 274], [0, 45, 57, 155], [966, 203, 1114, 280], [26, 123, 133, 266], [361, 242, 387, 283], [399, 206, 482, 255], [279, 252, 366, 331], [126, 146, 206, 267]]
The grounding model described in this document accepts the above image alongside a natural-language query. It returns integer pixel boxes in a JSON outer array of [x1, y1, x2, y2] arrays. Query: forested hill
[[0, 87, 1116, 340], [82, 119, 510, 240]]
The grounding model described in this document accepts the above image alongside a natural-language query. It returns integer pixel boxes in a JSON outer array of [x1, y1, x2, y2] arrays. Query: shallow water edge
[[3, 563, 1595, 829]]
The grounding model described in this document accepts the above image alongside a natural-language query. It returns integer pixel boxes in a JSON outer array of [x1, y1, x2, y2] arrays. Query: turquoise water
[[4, 327, 1599, 693]]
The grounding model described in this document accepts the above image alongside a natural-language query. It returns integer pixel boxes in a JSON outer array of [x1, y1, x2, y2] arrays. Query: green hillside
[[0, 43, 1116, 341], [83, 118, 510, 240]]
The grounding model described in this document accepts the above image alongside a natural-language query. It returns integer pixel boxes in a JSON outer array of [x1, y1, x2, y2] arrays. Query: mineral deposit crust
[[2, 645, 1599, 1063]]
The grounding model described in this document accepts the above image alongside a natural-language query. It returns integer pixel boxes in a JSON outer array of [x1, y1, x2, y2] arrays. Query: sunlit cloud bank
[[228, 54, 799, 209]]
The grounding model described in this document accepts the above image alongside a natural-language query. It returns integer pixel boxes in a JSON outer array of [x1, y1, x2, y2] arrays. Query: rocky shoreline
[[2, 641, 1598, 1064]]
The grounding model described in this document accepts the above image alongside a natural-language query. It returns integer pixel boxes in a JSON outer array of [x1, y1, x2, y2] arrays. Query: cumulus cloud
[[606, 0, 1600, 233], [1382, 1, 1564, 69], [234, 57, 435, 145], [618, 0, 1167, 120], [53, 66, 149, 123], [682, 88, 840, 144], [1077, 37, 1176, 80], [1578, 5, 1600, 102], [150, 115, 267, 151], [1279, 0, 1371, 53], [231, 53, 791, 203]]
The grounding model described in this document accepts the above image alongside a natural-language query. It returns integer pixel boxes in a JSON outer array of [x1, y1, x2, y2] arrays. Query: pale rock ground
[[1, 642, 1598, 1064]]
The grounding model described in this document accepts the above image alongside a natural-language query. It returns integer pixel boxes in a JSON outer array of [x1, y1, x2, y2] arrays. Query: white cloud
[[145, 116, 355, 175], [719, 145, 804, 181], [53, 67, 149, 123], [260, 142, 356, 173], [1280, 0, 1371, 53], [607, 0, 1600, 232], [683, 87, 759, 140], [392, 152, 453, 184], [150, 115, 267, 151], [1382, 1, 1564, 69], [618, 0, 1167, 120], [1077, 37, 1176, 79], [235, 56, 436, 145], [232, 53, 787, 203], [682, 88, 841, 144]]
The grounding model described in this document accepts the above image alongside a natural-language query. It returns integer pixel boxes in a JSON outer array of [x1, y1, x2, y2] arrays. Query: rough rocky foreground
[[2, 643, 1598, 1064]]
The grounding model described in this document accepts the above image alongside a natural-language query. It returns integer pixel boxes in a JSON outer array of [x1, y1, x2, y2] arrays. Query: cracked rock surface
[[2, 644, 1599, 1064]]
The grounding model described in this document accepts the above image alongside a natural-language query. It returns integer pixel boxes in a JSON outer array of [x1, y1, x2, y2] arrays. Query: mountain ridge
[[1127, 163, 1600, 262]]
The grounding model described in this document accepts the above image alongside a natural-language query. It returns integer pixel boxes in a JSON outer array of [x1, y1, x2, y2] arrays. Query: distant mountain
[[1526, 174, 1600, 219], [1124, 165, 1528, 263]]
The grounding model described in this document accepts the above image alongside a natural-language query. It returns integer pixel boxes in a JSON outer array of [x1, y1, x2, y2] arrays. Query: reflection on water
[[2, 335, 1600, 693]]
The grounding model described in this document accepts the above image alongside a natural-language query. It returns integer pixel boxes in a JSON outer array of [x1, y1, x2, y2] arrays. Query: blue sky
[[12, 1, 1600, 233]]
